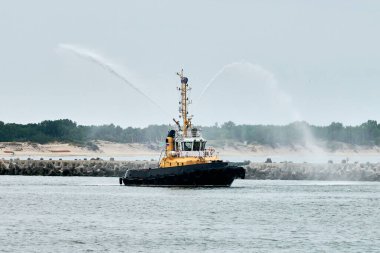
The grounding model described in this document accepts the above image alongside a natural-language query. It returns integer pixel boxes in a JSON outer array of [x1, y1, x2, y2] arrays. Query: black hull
[[119, 162, 245, 187]]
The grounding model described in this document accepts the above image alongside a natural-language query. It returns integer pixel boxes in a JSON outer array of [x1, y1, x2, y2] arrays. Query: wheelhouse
[[177, 138, 207, 152]]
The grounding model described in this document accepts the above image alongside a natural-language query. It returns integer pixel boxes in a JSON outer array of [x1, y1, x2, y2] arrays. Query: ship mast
[[176, 69, 192, 137]]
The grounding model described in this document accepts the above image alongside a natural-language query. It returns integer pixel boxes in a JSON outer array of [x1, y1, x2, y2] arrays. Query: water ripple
[[0, 176, 379, 252]]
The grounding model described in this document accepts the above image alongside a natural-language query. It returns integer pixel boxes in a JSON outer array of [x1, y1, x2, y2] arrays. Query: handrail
[[157, 144, 166, 167]]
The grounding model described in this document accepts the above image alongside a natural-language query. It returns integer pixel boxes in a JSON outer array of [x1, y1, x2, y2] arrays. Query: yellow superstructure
[[159, 70, 219, 168]]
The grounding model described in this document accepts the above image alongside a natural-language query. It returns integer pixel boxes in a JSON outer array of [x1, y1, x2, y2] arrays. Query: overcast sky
[[1, 0, 379, 127]]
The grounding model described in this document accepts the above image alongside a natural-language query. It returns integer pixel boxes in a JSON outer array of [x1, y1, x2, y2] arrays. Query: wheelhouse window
[[193, 141, 200, 151], [183, 142, 193, 151], [200, 141, 206, 150]]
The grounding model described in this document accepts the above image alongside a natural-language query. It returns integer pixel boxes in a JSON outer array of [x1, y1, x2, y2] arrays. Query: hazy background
[[1, 0, 379, 127]]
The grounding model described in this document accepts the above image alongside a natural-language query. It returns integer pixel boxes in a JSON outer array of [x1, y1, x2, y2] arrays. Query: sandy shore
[[0, 141, 160, 158], [1, 141, 380, 162]]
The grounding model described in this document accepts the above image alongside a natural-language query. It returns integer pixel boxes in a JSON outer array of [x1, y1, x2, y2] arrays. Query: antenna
[[176, 69, 184, 79]]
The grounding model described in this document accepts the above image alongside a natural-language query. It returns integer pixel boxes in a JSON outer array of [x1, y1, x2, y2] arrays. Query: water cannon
[[181, 77, 188, 84], [176, 69, 189, 84]]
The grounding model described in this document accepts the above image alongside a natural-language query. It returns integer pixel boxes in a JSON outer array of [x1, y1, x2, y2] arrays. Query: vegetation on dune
[[203, 120, 380, 147], [0, 119, 380, 147], [0, 119, 169, 144]]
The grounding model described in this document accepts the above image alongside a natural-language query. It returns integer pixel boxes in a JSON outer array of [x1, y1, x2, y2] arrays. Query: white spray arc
[[57, 44, 168, 116], [197, 62, 292, 113], [196, 62, 239, 105], [196, 61, 325, 154]]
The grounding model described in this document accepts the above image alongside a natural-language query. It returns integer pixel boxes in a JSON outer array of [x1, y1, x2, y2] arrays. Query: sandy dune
[[1, 140, 380, 159]]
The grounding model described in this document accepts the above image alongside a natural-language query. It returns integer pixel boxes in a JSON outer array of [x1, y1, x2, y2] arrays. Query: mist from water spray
[[196, 61, 325, 154], [57, 44, 169, 116]]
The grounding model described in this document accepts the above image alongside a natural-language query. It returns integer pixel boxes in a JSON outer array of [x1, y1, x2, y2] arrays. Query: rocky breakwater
[[1, 159, 380, 181], [244, 162, 380, 181], [0, 159, 157, 177]]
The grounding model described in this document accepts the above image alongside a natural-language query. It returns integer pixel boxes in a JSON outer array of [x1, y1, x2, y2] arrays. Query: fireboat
[[119, 70, 245, 186]]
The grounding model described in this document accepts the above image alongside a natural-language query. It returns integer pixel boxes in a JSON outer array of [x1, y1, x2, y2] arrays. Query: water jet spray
[[195, 61, 326, 155], [57, 44, 169, 117]]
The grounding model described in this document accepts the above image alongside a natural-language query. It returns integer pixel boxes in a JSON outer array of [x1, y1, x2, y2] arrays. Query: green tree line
[[0, 119, 380, 146]]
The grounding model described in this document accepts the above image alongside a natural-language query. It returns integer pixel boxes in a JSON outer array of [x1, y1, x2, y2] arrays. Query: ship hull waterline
[[119, 162, 245, 187]]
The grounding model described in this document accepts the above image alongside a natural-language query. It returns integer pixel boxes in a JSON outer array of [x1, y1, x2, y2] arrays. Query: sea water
[[0, 176, 379, 252]]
